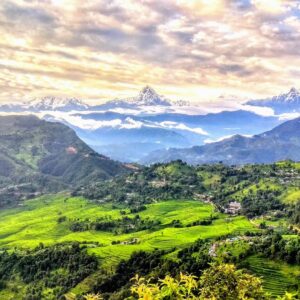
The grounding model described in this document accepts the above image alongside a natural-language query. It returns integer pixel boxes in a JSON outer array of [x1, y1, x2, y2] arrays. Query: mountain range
[[0, 115, 129, 207], [0, 86, 299, 162], [0, 96, 89, 112], [246, 87, 300, 114], [142, 117, 300, 165], [63, 110, 281, 162], [0, 86, 178, 112], [1, 86, 299, 114]]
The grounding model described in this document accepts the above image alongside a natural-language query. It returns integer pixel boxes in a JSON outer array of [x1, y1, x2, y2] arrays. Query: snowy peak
[[284, 87, 300, 102], [0, 96, 90, 112], [27, 96, 89, 111], [133, 86, 171, 106], [246, 87, 300, 113], [100, 86, 172, 109]]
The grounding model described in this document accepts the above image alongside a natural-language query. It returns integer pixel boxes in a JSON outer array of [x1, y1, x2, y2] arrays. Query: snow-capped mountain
[[91, 86, 196, 116], [96, 86, 172, 110], [27, 96, 90, 111], [131, 86, 171, 106], [246, 87, 300, 113], [0, 96, 89, 112]]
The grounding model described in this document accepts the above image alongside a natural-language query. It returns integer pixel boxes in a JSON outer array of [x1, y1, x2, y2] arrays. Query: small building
[[225, 201, 241, 215]]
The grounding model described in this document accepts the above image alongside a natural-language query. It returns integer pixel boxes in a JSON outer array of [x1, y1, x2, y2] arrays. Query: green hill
[[0, 115, 128, 207]]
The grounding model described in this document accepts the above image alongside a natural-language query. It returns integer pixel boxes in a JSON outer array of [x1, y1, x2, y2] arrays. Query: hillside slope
[[142, 117, 300, 165], [0, 115, 128, 206]]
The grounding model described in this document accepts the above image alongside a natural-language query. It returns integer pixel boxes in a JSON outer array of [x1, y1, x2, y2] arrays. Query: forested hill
[[0, 115, 129, 207]]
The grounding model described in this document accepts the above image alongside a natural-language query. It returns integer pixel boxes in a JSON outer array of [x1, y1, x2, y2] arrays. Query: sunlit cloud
[[0, 0, 299, 104]]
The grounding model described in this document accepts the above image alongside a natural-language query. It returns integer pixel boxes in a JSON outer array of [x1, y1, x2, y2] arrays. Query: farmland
[[0, 194, 255, 267]]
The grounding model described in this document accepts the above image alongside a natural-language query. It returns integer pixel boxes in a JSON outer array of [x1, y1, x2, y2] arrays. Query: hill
[[0, 161, 299, 299], [142, 117, 300, 165], [0, 115, 128, 207]]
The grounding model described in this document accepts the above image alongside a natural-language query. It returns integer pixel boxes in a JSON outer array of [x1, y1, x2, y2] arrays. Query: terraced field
[[0, 193, 255, 267], [246, 256, 300, 296], [1, 193, 298, 299]]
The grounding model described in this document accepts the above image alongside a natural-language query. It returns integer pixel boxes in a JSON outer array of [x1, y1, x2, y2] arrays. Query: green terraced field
[[245, 256, 300, 296], [282, 188, 300, 203], [0, 193, 256, 268], [0, 193, 298, 299]]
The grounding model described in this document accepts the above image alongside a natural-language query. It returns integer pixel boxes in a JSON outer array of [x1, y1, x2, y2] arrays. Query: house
[[225, 201, 241, 215]]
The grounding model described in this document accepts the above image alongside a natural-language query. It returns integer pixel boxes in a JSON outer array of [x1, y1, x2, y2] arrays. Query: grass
[[0, 194, 256, 268], [245, 256, 300, 297], [282, 188, 300, 204]]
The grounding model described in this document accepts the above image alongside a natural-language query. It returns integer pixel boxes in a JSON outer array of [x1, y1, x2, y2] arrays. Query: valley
[[2, 1, 300, 299], [0, 157, 299, 299]]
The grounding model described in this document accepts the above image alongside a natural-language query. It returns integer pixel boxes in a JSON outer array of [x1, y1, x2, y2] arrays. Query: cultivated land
[[1, 160, 299, 299], [246, 256, 300, 296], [0, 194, 255, 267]]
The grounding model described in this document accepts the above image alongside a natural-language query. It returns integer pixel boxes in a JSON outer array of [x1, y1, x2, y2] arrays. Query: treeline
[[73, 160, 300, 221], [0, 243, 98, 299], [66, 215, 161, 234], [88, 239, 213, 298], [73, 161, 205, 206], [251, 233, 300, 264]]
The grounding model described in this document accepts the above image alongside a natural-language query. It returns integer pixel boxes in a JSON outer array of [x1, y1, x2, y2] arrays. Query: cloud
[[204, 133, 253, 144], [159, 121, 209, 135], [0, 0, 299, 103], [277, 112, 300, 120], [41, 111, 209, 136]]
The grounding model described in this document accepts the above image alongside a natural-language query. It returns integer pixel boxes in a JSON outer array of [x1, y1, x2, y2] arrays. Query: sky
[[0, 0, 300, 105]]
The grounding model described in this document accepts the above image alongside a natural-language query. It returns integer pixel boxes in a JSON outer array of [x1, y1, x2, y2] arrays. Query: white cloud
[[204, 134, 253, 144], [277, 112, 300, 121], [159, 121, 209, 135], [38, 111, 210, 135]]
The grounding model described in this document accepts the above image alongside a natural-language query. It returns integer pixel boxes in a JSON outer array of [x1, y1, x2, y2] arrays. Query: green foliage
[[0, 243, 98, 299], [130, 264, 269, 300], [0, 115, 128, 207]]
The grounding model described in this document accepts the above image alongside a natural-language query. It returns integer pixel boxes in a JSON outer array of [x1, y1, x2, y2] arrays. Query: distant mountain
[[52, 109, 281, 162], [141, 117, 300, 165], [0, 87, 183, 113], [0, 88, 285, 163], [95, 86, 172, 110], [0, 96, 90, 112], [0, 115, 128, 207], [246, 87, 300, 113]]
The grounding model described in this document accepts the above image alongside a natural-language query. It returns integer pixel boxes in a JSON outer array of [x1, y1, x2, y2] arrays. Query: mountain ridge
[[246, 87, 300, 113], [0, 115, 129, 207], [141, 117, 300, 165]]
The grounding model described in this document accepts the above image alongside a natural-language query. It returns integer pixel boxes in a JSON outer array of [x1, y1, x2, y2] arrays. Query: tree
[[130, 264, 270, 300], [84, 293, 103, 300], [200, 264, 269, 299]]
